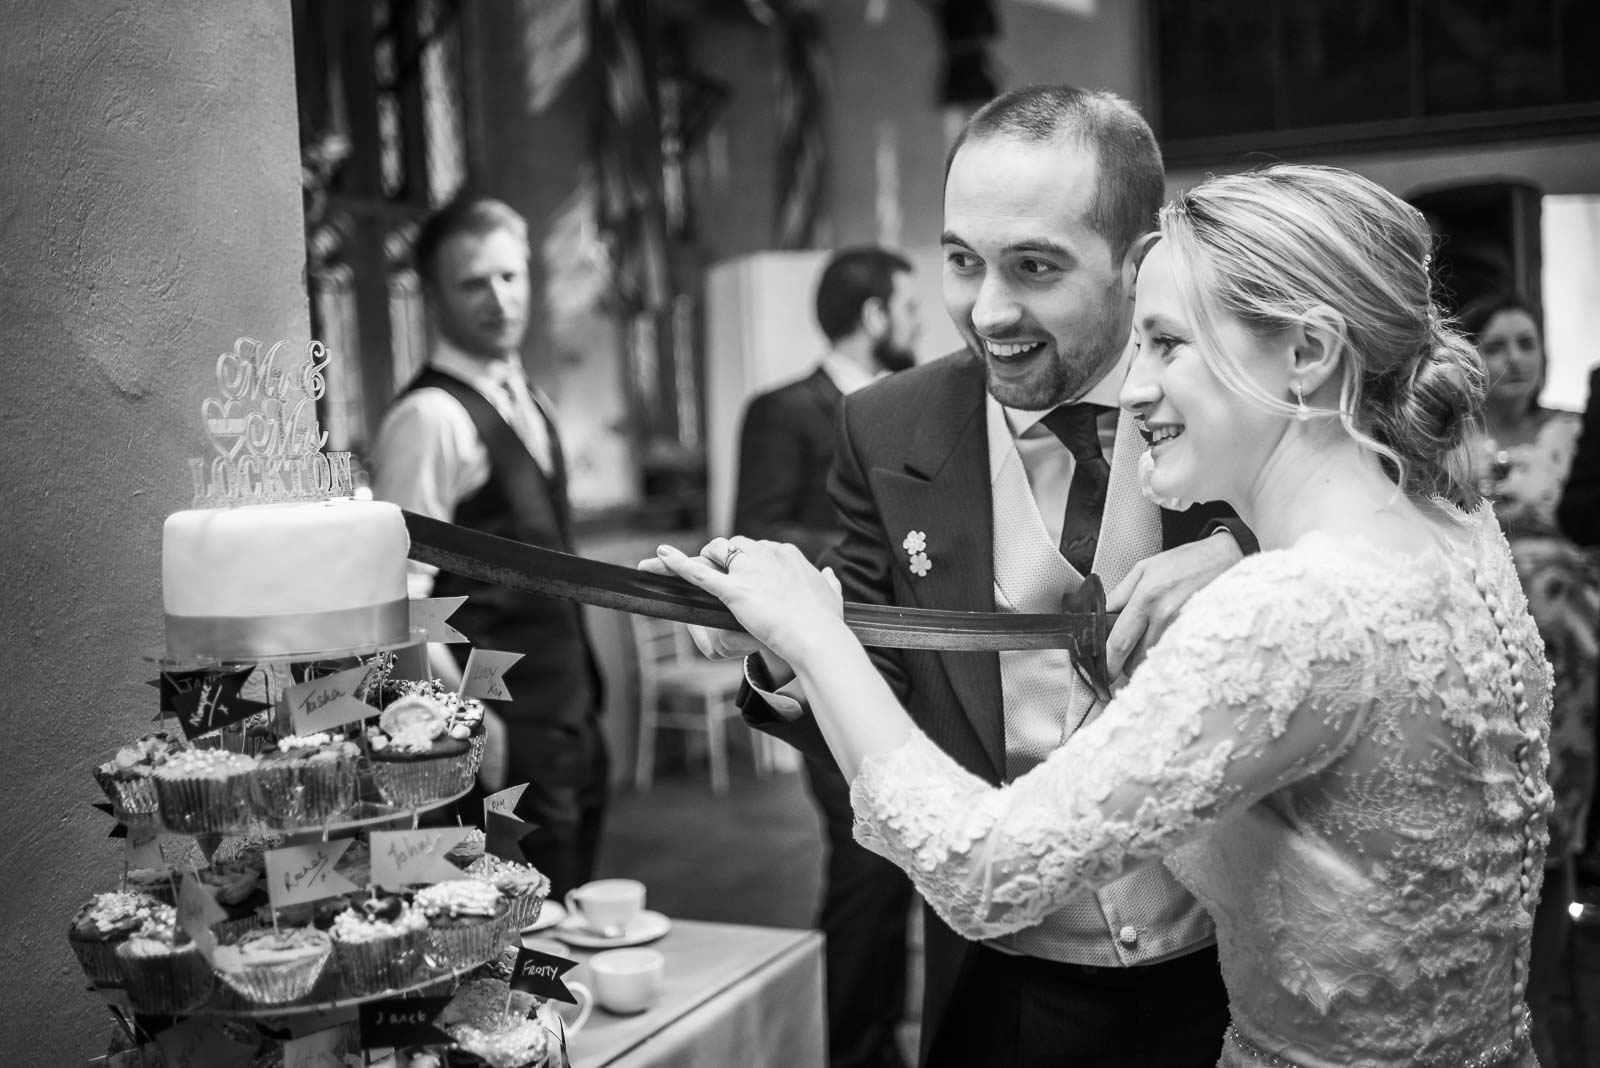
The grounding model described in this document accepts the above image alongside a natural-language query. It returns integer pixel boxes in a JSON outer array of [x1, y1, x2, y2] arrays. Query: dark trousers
[[925, 942, 1229, 1068], [806, 758, 914, 1068], [457, 716, 610, 899]]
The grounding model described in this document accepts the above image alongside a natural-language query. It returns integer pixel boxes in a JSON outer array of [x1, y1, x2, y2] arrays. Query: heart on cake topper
[[201, 396, 249, 460]]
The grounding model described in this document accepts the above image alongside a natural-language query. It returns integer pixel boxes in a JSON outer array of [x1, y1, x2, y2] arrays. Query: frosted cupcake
[[414, 880, 508, 970], [366, 695, 480, 808], [465, 855, 549, 932], [329, 893, 430, 995], [249, 732, 361, 829], [153, 748, 256, 834], [114, 907, 216, 1013], [94, 733, 186, 832], [211, 926, 334, 1004], [445, 828, 487, 870], [440, 979, 552, 1068], [67, 891, 166, 987]]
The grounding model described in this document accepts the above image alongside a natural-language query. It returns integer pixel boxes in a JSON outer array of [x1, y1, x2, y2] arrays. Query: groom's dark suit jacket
[[741, 350, 1235, 1063]]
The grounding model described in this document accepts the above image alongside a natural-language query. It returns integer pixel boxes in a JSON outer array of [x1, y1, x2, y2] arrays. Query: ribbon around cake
[[164, 599, 411, 663]]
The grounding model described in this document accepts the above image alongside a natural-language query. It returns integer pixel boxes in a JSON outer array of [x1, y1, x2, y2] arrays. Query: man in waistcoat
[[712, 87, 1254, 1066], [371, 197, 607, 898]]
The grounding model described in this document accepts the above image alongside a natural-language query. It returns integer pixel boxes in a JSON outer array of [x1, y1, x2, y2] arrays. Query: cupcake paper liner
[[93, 767, 161, 832], [249, 758, 357, 829], [70, 939, 126, 988], [502, 891, 544, 932], [369, 748, 479, 808], [333, 927, 428, 995], [154, 775, 250, 835], [424, 916, 506, 972], [115, 940, 216, 1014], [214, 943, 333, 1004]]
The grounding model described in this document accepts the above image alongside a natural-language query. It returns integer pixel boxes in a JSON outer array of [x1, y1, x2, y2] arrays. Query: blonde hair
[[1161, 164, 1485, 508]]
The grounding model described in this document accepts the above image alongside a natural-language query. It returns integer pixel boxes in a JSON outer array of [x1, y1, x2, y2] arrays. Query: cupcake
[[199, 857, 270, 941], [414, 880, 508, 970], [67, 892, 166, 987], [366, 695, 480, 808], [153, 748, 256, 834], [440, 979, 553, 1068], [94, 733, 187, 832], [249, 732, 361, 829], [114, 907, 216, 1013], [211, 926, 334, 1004], [329, 893, 430, 995], [465, 855, 549, 932], [445, 828, 487, 870]]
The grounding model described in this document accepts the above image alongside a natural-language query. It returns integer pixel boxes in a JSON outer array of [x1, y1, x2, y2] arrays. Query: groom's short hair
[[946, 85, 1164, 263]]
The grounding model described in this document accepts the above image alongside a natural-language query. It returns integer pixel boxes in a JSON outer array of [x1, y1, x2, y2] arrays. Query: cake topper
[[188, 337, 354, 507]]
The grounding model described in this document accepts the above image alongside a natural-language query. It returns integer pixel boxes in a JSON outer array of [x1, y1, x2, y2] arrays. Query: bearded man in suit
[[698, 86, 1253, 1067], [732, 245, 922, 1068]]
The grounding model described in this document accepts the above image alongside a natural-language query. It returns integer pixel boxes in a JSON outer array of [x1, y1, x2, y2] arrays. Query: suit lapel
[[870, 360, 1006, 777]]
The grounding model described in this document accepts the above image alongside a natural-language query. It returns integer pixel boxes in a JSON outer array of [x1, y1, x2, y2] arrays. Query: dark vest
[[403, 367, 602, 724]]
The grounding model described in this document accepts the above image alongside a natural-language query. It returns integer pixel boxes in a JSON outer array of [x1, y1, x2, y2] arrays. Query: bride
[[649, 165, 1553, 1068]]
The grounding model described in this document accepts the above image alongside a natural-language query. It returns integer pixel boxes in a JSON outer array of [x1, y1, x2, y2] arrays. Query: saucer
[[523, 900, 568, 933], [556, 909, 671, 949]]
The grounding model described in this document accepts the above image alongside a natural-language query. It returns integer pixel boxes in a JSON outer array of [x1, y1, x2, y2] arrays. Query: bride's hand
[[651, 537, 846, 664]]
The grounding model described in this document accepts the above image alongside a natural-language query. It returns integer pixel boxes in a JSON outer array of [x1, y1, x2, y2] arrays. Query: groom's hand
[[1105, 531, 1242, 676]]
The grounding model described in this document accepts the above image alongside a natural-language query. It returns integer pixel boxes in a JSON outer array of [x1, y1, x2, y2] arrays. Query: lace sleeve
[[850, 551, 1376, 941]]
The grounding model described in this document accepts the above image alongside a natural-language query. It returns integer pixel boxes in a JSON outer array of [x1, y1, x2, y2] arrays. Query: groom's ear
[[1121, 232, 1161, 294]]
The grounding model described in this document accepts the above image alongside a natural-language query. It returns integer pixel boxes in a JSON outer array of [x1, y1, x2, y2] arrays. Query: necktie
[[1040, 403, 1112, 574], [499, 367, 553, 477]]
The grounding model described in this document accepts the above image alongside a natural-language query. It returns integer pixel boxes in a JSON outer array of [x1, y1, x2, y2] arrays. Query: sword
[[402, 511, 1115, 698]]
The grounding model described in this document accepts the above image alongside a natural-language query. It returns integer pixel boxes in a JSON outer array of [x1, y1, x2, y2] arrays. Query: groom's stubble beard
[[977, 279, 1132, 411]]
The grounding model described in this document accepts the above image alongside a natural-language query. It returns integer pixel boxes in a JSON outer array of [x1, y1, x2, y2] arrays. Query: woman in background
[[1465, 293, 1599, 1067]]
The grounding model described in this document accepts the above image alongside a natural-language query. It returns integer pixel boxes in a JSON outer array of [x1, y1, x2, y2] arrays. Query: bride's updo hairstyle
[[1159, 164, 1485, 508]]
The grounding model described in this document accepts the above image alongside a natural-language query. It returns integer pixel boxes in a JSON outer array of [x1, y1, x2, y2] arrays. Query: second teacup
[[589, 947, 664, 1014], [565, 878, 646, 936]]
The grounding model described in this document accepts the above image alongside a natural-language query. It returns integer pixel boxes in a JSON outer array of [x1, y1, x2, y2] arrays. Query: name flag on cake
[[284, 662, 375, 735], [177, 873, 227, 964], [358, 995, 453, 1049], [169, 668, 271, 742], [510, 945, 583, 1003], [409, 596, 470, 644], [484, 782, 529, 826], [369, 828, 473, 889], [125, 826, 164, 870], [264, 839, 360, 909], [486, 810, 541, 866], [460, 648, 523, 702]]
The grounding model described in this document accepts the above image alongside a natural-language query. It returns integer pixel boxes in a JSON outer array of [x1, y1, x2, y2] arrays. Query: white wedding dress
[[851, 503, 1552, 1068]]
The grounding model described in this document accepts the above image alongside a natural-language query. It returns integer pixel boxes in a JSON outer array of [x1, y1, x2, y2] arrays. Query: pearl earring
[[1294, 382, 1310, 423]]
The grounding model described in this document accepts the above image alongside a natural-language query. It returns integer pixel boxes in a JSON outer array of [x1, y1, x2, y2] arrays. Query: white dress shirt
[[370, 339, 559, 598]]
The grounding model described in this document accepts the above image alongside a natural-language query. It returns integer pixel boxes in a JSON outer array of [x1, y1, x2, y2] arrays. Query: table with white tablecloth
[[561, 919, 824, 1068]]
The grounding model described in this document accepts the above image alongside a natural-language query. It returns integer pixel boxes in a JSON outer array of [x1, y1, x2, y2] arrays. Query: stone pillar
[[0, 0, 307, 1057]]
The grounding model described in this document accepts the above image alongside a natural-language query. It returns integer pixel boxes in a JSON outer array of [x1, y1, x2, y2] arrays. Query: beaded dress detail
[[852, 503, 1553, 1067]]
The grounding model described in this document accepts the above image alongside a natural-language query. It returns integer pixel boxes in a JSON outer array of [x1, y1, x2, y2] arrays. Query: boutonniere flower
[[903, 530, 932, 577]]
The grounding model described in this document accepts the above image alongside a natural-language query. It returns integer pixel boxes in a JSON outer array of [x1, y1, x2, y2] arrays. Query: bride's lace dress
[[852, 504, 1553, 1067]]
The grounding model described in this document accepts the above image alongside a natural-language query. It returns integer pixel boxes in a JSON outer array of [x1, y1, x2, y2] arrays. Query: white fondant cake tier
[[163, 499, 410, 661]]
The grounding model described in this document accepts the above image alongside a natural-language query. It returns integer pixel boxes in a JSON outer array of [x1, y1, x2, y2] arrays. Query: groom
[[732, 87, 1245, 1067]]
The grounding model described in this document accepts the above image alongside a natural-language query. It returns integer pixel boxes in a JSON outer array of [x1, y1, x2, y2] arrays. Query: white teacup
[[589, 947, 665, 1015], [565, 878, 646, 937], [521, 936, 594, 1036]]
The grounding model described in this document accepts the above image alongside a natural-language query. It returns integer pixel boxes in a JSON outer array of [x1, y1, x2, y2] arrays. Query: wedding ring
[[724, 546, 745, 571]]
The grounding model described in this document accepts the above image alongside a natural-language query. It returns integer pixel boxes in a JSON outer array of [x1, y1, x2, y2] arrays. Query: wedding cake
[[162, 498, 410, 661]]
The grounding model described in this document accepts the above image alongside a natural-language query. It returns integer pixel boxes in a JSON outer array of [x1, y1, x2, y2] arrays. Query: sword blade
[[402, 511, 1112, 658]]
